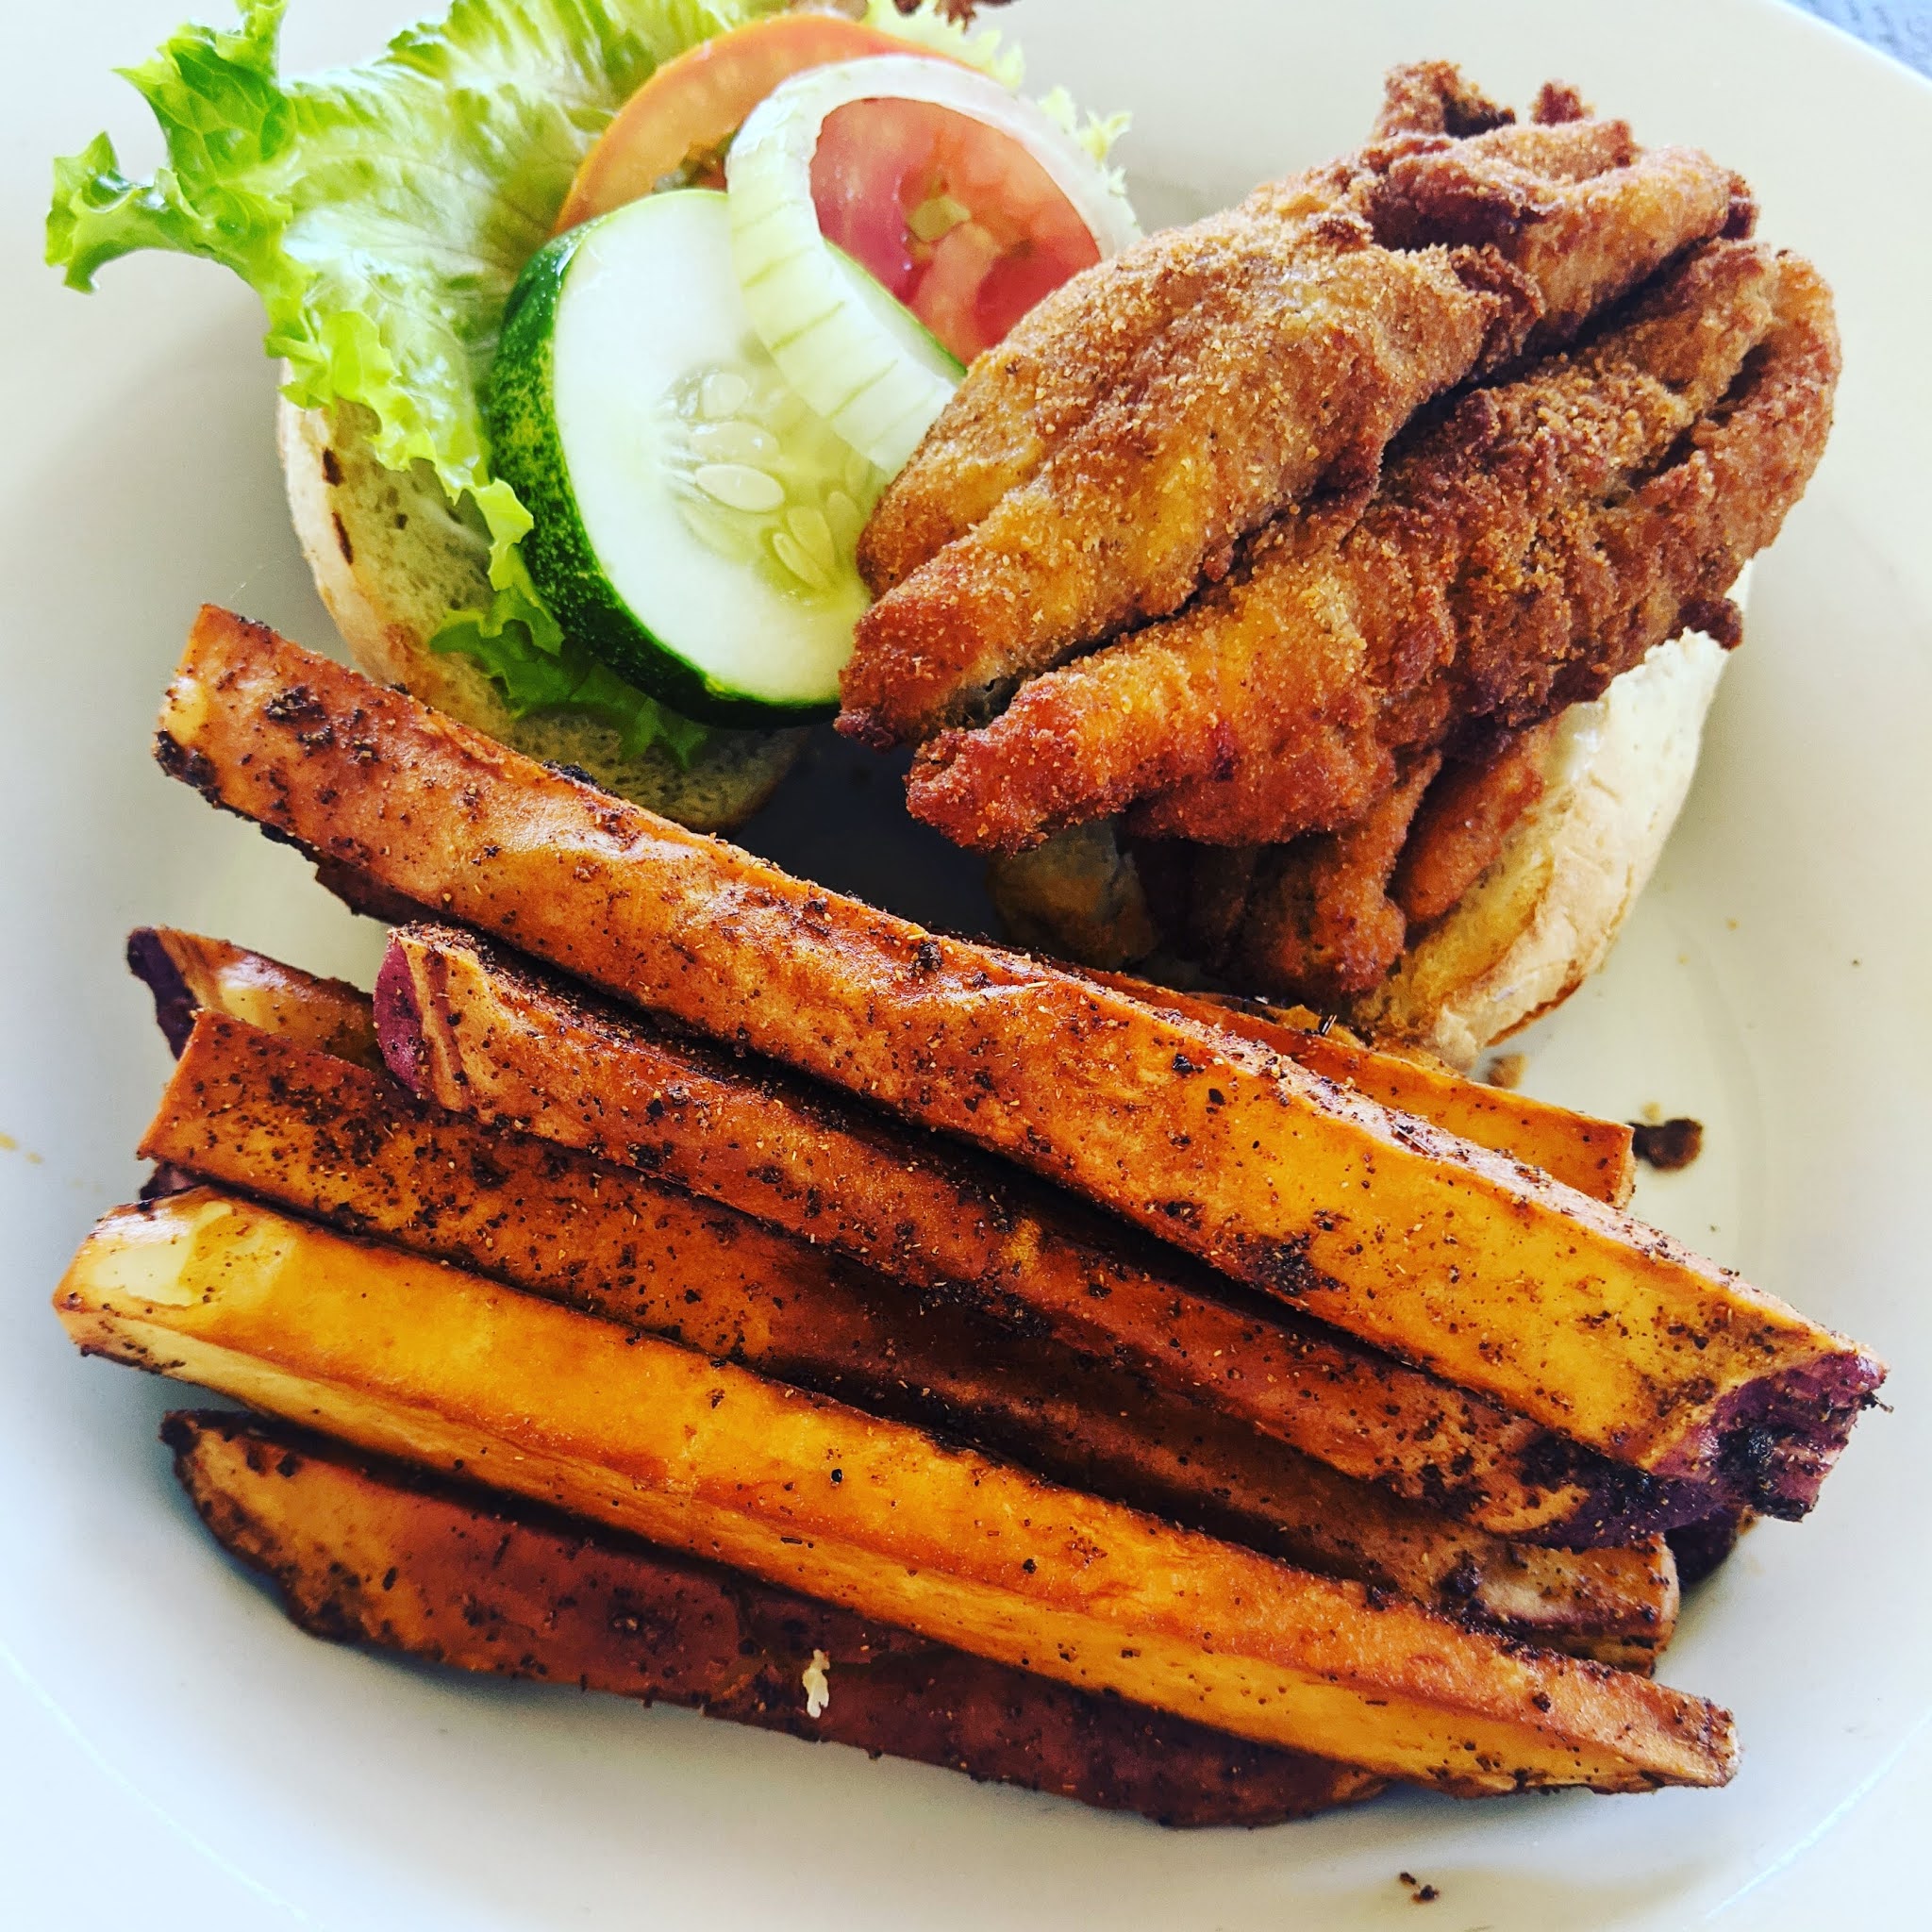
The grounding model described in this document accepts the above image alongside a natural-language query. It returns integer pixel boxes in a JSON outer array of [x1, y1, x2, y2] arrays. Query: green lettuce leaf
[[48, 0, 1127, 766], [430, 581, 712, 761], [47, 0, 781, 759], [860, 0, 1025, 89]]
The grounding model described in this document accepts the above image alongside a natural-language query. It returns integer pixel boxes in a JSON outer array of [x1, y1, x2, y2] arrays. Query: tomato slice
[[809, 96, 1102, 362], [560, 15, 1105, 362], [557, 14, 912, 231]]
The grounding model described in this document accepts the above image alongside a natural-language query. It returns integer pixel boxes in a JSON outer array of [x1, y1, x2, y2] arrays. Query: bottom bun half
[[277, 398, 803, 833]]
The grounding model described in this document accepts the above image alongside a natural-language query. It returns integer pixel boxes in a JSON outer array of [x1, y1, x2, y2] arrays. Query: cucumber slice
[[488, 190, 891, 725]]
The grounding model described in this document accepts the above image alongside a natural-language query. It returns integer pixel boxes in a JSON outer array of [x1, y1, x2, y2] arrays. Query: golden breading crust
[[1373, 59, 1519, 140], [903, 242, 1832, 857], [841, 92, 1742, 746], [1232, 753, 1443, 1005], [844, 197, 1530, 741], [853, 163, 1372, 597], [1392, 723, 1563, 929]]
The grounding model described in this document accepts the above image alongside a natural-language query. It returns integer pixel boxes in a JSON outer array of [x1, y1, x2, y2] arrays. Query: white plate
[[3, 2, 1928, 1926]]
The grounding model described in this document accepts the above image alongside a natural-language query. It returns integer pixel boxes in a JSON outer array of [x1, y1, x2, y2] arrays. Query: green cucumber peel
[[490, 194, 893, 726]]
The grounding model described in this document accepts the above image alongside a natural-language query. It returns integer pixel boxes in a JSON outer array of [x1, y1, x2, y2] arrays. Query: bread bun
[[988, 585, 1745, 1067], [278, 397, 804, 832], [1351, 604, 1738, 1069], [985, 819, 1163, 968]]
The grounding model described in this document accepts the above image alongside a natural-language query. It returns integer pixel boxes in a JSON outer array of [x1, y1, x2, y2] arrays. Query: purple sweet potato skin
[[1699, 1352, 1885, 1519], [372, 945, 427, 1097], [126, 928, 197, 1058]]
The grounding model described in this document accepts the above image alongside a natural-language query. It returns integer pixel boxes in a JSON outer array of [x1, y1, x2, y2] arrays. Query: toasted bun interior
[[278, 397, 803, 832]]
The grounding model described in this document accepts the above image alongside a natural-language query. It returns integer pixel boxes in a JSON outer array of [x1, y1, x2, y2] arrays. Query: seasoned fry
[[376, 924, 1700, 1545], [152, 610, 1882, 1516], [144, 1010, 1678, 1657], [137, 918, 1630, 1201], [1080, 972, 1636, 1205], [127, 925, 380, 1069], [168, 1409, 1381, 1826], [57, 1191, 1736, 1793]]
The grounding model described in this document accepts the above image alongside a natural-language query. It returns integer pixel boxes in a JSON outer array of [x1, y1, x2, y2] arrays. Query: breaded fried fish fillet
[[842, 81, 1744, 748], [844, 194, 1536, 744], [853, 160, 1388, 599], [904, 242, 1836, 858], [852, 63, 1647, 608]]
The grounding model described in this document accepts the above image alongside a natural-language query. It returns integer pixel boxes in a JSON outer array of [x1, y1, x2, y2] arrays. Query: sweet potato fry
[[131, 925, 1645, 1539], [57, 1191, 1735, 1793], [377, 924, 1702, 1546], [166, 1409, 1379, 1825], [142, 939, 1690, 1558], [142, 1010, 1678, 1658], [152, 611, 1883, 1516], [127, 926, 380, 1070], [1073, 968, 1636, 1204], [131, 923, 1629, 1199]]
